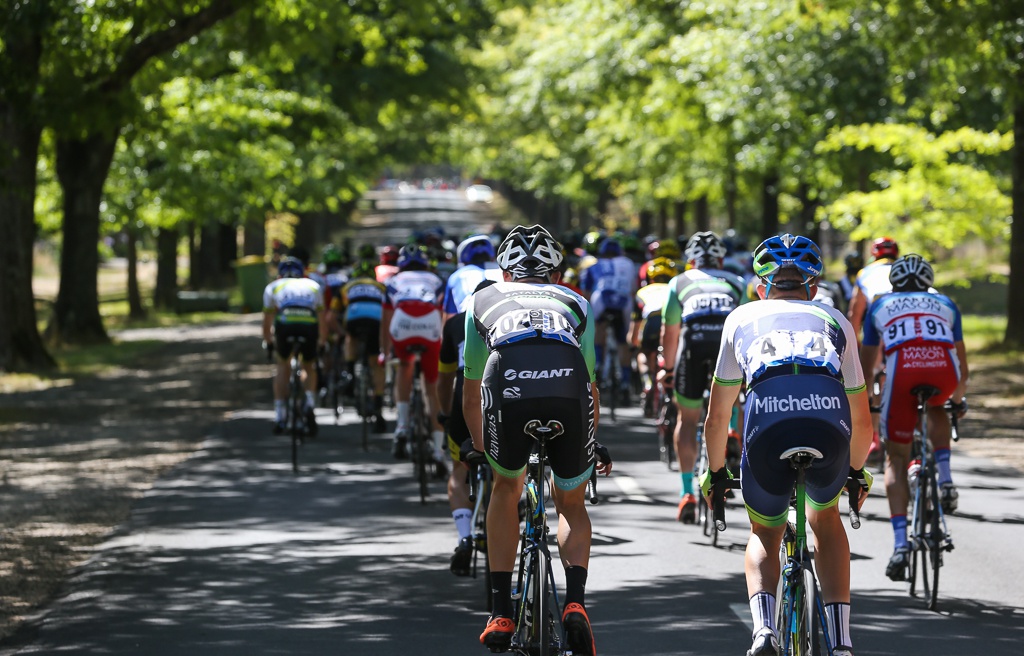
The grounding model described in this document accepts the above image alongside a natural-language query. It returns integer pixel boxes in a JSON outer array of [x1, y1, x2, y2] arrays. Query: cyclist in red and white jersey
[[859, 254, 969, 581], [375, 245, 401, 284], [381, 245, 446, 468]]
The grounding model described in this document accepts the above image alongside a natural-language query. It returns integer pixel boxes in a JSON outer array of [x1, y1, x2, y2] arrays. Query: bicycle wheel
[[802, 563, 824, 656], [531, 548, 551, 656], [924, 467, 943, 610], [289, 384, 302, 473], [356, 360, 370, 451], [696, 432, 714, 541], [659, 398, 676, 470]]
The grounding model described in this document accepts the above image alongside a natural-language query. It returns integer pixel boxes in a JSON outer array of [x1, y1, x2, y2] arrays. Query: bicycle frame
[[468, 459, 494, 611], [406, 348, 432, 505]]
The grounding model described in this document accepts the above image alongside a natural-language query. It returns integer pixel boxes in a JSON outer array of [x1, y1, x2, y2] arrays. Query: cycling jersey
[[263, 277, 323, 359], [442, 263, 503, 315], [714, 299, 866, 526], [335, 277, 386, 323], [385, 269, 444, 379], [855, 259, 894, 306], [633, 282, 669, 352], [581, 256, 637, 313], [863, 290, 964, 444], [464, 282, 597, 489], [664, 269, 744, 404]]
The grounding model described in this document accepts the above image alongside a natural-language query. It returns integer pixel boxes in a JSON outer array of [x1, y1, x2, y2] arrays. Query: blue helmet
[[598, 238, 622, 257], [752, 233, 822, 296], [277, 256, 305, 279], [457, 235, 496, 265], [397, 244, 429, 270]]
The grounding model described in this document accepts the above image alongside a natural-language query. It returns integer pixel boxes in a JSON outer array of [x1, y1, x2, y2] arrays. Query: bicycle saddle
[[524, 419, 565, 442], [911, 385, 941, 400], [406, 344, 428, 355], [779, 446, 824, 468]]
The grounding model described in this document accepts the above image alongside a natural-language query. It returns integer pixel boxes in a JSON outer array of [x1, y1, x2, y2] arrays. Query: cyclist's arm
[[660, 279, 681, 371], [317, 307, 328, 348], [847, 286, 867, 339], [438, 370, 456, 414], [705, 380, 741, 472], [262, 310, 275, 345], [380, 305, 394, 355], [849, 387, 873, 470], [858, 343, 879, 403], [953, 340, 969, 401]]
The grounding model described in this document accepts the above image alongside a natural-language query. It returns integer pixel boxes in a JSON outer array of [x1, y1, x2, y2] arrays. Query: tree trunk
[[761, 173, 781, 239], [188, 223, 199, 289], [694, 196, 710, 232], [218, 221, 237, 281], [726, 158, 738, 229], [673, 201, 688, 239], [243, 217, 266, 257], [0, 106, 54, 370], [657, 203, 669, 238], [1006, 97, 1024, 348], [50, 133, 118, 345], [638, 209, 653, 236], [154, 226, 179, 309], [126, 225, 146, 319]]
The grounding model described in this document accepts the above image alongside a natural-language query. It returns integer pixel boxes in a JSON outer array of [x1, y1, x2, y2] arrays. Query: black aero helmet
[[752, 233, 823, 295], [496, 224, 564, 281], [889, 254, 934, 292], [685, 231, 727, 268]]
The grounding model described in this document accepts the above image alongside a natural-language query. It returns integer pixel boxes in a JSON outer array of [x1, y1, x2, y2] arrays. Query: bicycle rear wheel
[[924, 468, 942, 610], [289, 390, 302, 473], [356, 359, 370, 451], [531, 548, 551, 656]]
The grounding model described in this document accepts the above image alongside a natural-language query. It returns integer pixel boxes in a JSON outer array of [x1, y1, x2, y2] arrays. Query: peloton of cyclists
[[858, 254, 969, 581], [262, 256, 328, 436], [701, 233, 874, 656], [660, 230, 745, 523], [465, 224, 610, 656]]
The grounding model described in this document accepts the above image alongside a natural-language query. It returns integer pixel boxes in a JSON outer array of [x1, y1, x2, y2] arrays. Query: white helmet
[[496, 224, 563, 281], [889, 254, 934, 292]]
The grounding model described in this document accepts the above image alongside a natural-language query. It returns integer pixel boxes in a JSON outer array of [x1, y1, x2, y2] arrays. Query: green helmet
[[351, 260, 376, 279], [321, 244, 343, 266]]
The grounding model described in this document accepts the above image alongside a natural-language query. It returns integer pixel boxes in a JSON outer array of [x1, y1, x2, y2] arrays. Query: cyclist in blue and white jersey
[[262, 257, 328, 436], [442, 234, 503, 319], [660, 231, 745, 523], [701, 234, 874, 656], [580, 237, 637, 402]]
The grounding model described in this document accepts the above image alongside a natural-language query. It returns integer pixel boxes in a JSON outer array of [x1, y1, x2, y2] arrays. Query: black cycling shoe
[[392, 435, 408, 460], [374, 414, 388, 433], [450, 537, 473, 577], [272, 421, 286, 435], [304, 407, 318, 437], [886, 546, 911, 581]]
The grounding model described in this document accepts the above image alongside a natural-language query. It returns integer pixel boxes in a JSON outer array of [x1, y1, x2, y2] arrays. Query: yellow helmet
[[653, 240, 681, 260], [648, 257, 678, 283]]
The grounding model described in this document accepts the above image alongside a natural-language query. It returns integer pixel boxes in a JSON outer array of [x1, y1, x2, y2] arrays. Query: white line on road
[[614, 475, 654, 503]]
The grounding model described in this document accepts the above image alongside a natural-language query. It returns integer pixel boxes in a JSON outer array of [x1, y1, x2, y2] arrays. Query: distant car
[[466, 184, 494, 204]]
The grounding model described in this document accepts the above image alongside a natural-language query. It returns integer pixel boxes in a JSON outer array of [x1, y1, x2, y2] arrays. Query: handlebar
[[711, 478, 742, 531]]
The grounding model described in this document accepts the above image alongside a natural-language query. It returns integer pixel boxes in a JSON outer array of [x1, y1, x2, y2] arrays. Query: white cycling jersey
[[262, 278, 323, 324]]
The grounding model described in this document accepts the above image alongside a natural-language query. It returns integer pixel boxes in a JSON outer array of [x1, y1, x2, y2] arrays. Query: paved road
[[4, 383, 1022, 655]]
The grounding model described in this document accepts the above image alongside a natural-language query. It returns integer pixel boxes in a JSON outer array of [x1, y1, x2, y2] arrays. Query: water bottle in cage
[[907, 458, 922, 491]]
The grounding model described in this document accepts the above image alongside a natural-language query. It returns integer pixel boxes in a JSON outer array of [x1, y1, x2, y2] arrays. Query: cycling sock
[[304, 391, 316, 410], [453, 509, 473, 540], [274, 400, 285, 422], [432, 430, 445, 458], [620, 364, 631, 387], [563, 565, 588, 607], [490, 571, 514, 618], [825, 602, 851, 649], [748, 591, 776, 636], [890, 514, 908, 549], [680, 472, 694, 497], [397, 402, 410, 430], [935, 448, 953, 485]]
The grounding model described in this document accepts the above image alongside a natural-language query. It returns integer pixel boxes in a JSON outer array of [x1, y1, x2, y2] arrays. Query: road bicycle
[[283, 335, 310, 473], [406, 345, 434, 505], [713, 447, 861, 656], [906, 385, 958, 611], [655, 382, 676, 470], [351, 340, 376, 451], [510, 419, 600, 656], [322, 338, 345, 424], [464, 449, 494, 612]]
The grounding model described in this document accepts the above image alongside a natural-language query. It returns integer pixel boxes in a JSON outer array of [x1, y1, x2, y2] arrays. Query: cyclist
[[464, 224, 609, 656], [438, 279, 498, 576], [858, 254, 969, 581], [847, 236, 899, 338], [660, 231, 744, 523], [333, 260, 388, 433], [629, 257, 678, 417], [375, 245, 401, 284], [262, 257, 328, 435], [838, 251, 864, 307], [701, 233, 873, 656], [580, 236, 637, 404], [442, 234, 502, 319], [381, 245, 446, 468], [638, 239, 681, 288]]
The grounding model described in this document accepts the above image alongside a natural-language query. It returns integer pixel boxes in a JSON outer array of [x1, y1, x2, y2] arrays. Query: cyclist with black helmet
[[464, 224, 609, 656], [580, 236, 638, 404], [838, 251, 864, 306], [859, 254, 969, 581], [382, 245, 446, 465], [262, 257, 328, 435], [660, 231, 745, 523], [701, 234, 873, 656]]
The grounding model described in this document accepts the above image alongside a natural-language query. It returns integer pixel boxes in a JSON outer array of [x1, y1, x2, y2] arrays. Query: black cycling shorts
[[481, 341, 595, 489], [741, 372, 852, 527], [673, 318, 725, 405], [275, 322, 319, 361], [345, 318, 381, 356], [598, 308, 629, 345], [447, 372, 470, 446], [639, 314, 662, 353]]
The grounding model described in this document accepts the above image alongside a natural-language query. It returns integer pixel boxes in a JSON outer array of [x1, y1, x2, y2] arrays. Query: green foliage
[[816, 123, 1012, 258]]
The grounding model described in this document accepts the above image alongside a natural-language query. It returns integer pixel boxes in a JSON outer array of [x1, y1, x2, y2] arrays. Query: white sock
[[453, 509, 473, 540], [825, 602, 852, 649], [749, 591, 776, 637], [397, 402, 410, 429], [274, 400, 285, 422], [305, 391, 316, 409], [432, 430, 446, 459]]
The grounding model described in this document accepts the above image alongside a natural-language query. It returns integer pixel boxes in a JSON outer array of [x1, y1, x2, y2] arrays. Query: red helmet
[[871, 236, 899, 259], [380, 245, 399, 265]]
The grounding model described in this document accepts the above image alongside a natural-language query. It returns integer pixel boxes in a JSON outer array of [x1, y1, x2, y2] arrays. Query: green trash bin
[[234, 255, 269, 313]]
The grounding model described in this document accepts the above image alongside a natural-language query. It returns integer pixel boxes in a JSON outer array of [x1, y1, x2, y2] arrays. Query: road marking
[[730, 603, 754, 631], [614, 475, 654, 503]]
